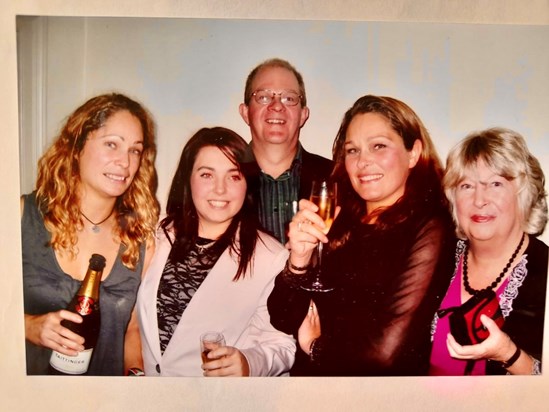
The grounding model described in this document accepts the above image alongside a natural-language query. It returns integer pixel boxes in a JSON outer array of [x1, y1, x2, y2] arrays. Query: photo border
[[2, 1, 548, 411]]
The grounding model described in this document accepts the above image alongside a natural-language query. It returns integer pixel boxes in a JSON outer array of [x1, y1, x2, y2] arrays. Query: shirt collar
[[244, 142, 303, 171]]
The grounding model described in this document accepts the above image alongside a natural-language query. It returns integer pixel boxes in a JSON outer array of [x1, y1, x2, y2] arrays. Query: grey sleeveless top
[[22, 193, 144, 375]]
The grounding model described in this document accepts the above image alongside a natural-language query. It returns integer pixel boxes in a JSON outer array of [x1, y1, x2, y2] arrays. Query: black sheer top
[[156, 237, 222, 354], [267, 207, 456, 376]]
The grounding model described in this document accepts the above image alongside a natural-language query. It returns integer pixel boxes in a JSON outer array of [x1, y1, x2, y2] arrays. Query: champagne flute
[[301, 180, 337, 292]]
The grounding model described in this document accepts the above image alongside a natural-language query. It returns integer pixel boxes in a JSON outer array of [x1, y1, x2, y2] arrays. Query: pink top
[[429, 256, 509, 375]]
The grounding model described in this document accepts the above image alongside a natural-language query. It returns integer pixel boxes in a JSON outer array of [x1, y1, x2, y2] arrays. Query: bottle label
[[49, 348, 93, 374], [75, 296, 95, 316]]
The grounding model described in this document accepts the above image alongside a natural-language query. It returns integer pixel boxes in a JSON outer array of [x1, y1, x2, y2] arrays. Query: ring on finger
[[298, 221, 303, 232]]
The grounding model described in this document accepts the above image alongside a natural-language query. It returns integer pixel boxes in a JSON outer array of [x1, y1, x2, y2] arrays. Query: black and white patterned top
[[156, 238, 222, 354]]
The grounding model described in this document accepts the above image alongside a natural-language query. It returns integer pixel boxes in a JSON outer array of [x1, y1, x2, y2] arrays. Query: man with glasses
[[239, 58, 333, 244]]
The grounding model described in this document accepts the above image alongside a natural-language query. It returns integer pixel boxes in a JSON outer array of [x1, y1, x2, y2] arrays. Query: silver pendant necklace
[[196, 237, 215, 252], [80, 209, 115, 233]]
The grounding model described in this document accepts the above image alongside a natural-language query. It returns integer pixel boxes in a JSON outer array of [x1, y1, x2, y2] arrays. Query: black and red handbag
[[438, 288, 504, 346], [438, 288, 505, 374]]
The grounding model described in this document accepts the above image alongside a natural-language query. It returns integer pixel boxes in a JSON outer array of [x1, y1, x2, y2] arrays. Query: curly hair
[[160, 127, 260, 281], [331, 94, 447, 230], [35, 93, 160, 270], [444, 127, 548, 238]]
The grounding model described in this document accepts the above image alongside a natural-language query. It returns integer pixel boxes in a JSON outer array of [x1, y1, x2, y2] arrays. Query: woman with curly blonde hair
[[22, 93, 159, 375]]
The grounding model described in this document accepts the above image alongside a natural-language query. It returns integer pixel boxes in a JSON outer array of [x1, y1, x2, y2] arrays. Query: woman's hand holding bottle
[[25, 310, 85, 355]]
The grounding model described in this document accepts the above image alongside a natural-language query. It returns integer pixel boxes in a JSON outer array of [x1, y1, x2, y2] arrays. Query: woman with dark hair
[[268, 95, 456, 375], [136, 127, 295, 376], [429, 128, 548, 375], [23, 92, 160, 375]]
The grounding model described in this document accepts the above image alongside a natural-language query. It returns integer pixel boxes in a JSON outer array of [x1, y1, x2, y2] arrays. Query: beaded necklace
[[462, 233, 525, 295]]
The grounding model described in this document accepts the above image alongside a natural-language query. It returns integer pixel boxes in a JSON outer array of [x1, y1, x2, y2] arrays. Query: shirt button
[[156, 364, 161, 373]]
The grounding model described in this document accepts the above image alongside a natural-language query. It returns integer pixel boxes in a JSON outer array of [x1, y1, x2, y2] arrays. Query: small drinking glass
[[200, 331, 226, 364]]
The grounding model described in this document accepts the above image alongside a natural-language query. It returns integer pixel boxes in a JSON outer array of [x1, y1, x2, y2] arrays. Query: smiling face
[[190, 145, 247, 239], [78, 110, 144, 201], [344, 112, 421, 214], [454, 159, 522, 244], [239, 66, 309, 148]]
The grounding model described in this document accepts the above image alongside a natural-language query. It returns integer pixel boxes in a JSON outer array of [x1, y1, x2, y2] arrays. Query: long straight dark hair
[[160, 127, 260, 281]]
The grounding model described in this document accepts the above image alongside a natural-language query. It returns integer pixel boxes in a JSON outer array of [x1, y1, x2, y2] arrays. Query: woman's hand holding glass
[[200, 331, 250, 377], [201, 345, 250, 377], [287, 199, 332, 270]]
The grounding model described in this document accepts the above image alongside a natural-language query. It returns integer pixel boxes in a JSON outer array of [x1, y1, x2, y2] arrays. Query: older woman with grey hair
[[429, 127, 548, 375]]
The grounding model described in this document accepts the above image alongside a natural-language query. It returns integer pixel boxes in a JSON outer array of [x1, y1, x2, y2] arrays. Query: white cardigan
[[136, 228, 295, 376]]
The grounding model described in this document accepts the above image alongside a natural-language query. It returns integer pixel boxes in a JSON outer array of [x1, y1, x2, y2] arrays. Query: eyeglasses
[[251, 89, 302, 106]]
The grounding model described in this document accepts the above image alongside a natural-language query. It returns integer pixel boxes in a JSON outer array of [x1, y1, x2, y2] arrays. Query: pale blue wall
[[19, 16, 549, 240]]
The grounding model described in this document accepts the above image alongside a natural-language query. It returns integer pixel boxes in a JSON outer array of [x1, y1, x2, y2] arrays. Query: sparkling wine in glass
[[301, 180, 336, 293]]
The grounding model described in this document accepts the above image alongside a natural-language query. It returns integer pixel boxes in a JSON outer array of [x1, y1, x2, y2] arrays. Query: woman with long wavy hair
[[268, 95, 456, 375], [22, 93, 159, 375]]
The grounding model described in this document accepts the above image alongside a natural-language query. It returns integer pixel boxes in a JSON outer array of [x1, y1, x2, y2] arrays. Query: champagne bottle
[[49, 253, 106, 375]]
